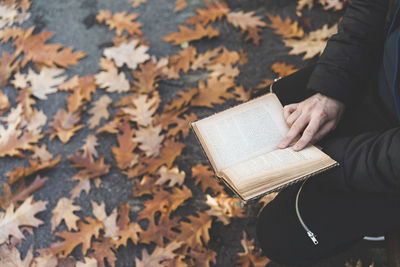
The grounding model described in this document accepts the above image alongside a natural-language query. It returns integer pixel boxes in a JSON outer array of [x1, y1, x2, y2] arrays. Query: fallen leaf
[[191, 164, 225, 195], [51, 197, 82, 231], [31, 144, 53, 162], [0, 51, 19, 87], [132, 60, 162, 94], [104, 39, 150, 70], [130, 0, 146, 8], [76, 257, 97, 267], [284, 23, 338, 59], [91, 201, 119, 238], [87, 95, 112, 129], [48, 108, 84, 143], [176, 213, 213, 248], [271, 62, 298, 77], [155, 165, 185, 187], [205, 194, 244, 225], [122, 94, 160, 127], [95, 58, 130, 93], [191, 75, 235, 108], [96, 10, 142, 36], [90, 238, 117, 267], [191, 47, 221, 70], [133, 125, 164, 157], [236, 231, 270, 267], [266, 13, 304, 39], [185, 1, 229, 25], [0, 89, 9, 114], [174, 0, 187, 12], [162, 24, 219, 46], [0, 196, 47, 245], [188, 247, 217, 267], [0, 244, 33, 267], [112, 121, 138, 170], [169, 46, 197, 74], [296, 0, 313, 16], [135, 241, 182, 267]]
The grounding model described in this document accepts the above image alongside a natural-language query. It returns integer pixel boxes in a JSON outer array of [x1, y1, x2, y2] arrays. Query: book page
[[222, 145, 327, 186], [194, 94, 289, 171]]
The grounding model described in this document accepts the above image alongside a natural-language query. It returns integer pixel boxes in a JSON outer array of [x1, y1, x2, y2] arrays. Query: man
[[256, 0, 400, 265]]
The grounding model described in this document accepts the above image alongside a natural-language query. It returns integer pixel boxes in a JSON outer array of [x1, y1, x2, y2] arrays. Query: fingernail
[[293, 145, 299, 150]]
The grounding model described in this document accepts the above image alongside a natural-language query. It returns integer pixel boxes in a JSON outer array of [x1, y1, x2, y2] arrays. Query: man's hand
[[278, 93, 345, 151]]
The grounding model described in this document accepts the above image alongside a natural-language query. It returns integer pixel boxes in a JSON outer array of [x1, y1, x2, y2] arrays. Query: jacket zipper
[[295, 179, 319, 245]]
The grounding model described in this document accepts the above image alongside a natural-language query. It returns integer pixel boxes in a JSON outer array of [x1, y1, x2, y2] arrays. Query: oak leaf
[[205, 194, 245, 225], [155, 165, 185, 187], [114, 204, 141, 247], [48, 108, 84, 143], [188, 247, 217, 267], [271, 62, 298, 77], [104, 39, 150, 70], [95, 58, 130, 93], [130, 0, 146, 8], [266, 13, 304, 39], [134, 139, 185, 176], [0, 244, 33, 267], [231, 85, 251, 102], [238, 49, 248, 65], [191, 75, 235, 108], [163, 88, 198, 112], [69, 176, 91, 199], [122, 94, 160, 127], [91, 201, 119, 238], [0, 175, 48, 210], [59, 74, 96, 101], [296, 0, 313, 16], [0, 51, 19, 87], [207, 63, 239, 78], [31, 144, 53, 162], [51, 197, 82, 231], [160, 112, 197, 139], [174, 0, 187, 12], [227, 11, 266, 45], [0, 196, 47, 245], [76, 257, 97, 267], [42, 217, 103, 257], [87, 95, 112, 129], [12, 67, 67, 99], [191, 47, 221, 70], [90, 238, 117, 267], [191, 164, 225, 195], [169, 46, 197, 74], [0, 89, 9, 114], [284, 23, 338, 59], [236, 231, 270, 267], [185, 1, 229, 25], [162, 24, 219, 46], [135, 241, 182, 267], [32, 254, 58, 267], [175, 213, 213, 248], [112, 121, 138, 170], [211, 46, 239, 66], [81, 134, 99, 159], [132, 60, 162, 94], [140, 215, 180, 246], [133, 125, 164, 157], [96, 10, 142, 36]]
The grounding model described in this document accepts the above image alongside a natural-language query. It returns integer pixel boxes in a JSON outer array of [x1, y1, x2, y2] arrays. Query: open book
[[191, 93, 338, 201]]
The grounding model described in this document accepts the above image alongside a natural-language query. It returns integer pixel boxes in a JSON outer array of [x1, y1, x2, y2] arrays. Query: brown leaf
[[188, 247, 217, 267], [132, 60, 162, 94], [32, 254, 58, 267], [176, 213, 213, 248], [163, 88, 198, 112], [232, 85, 251, 102], [161, 112, 197, 139], [238, 49, 248, 65], [133, 125, 164, 157], [134, 139, 185, 176], [211, 46, 239, 66], [191, 47, 221, 70], [112, 121, 138, 170], [135, 241, 182, 267], [162, 24, 219, 46], [227, 11, 266, 45], [48, 108, 84, 143], [114, 204, 141, 247], [68, 153, 110, 180], [0, 175, 48, 210], [95, 58, 130, 93], [236, 231, 270, 267], [81, 134, 99, 159], [88, 95, 112, 129], [130, 0, 146, 8], [266, 13, 304, 39], [31, 144, 53, 162], [7, 156, 60, 184], [76, 257, 97, 267], [69, 176, 91, 199], [256, 78, 274, 89], [0, 89, 10, 114], [41, 217, 103, 257], [191, 75, 235, 108], [104, 39, 150, 70], [122, 94, 160, 127], [12, 28, 86, 67], [96, 10, 142, 36], [91, 201, 119, 238], [51, 197, 82, 231], [174, 0, 187, 13], [185, 1, 229, 25], [207, 63, 239, 78], [271, 62, 298, 77], [284, 23, 338, 59], [90, 238, 117, 267], [205, 193, 244, 225], [0, 196, 47, 245], [0, 51, 19, 87], [169, 46, 197, 74], [191, 164, 225, 195], [139, 214, 180, 246]]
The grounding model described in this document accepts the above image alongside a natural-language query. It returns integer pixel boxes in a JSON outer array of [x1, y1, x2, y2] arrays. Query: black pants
[[255, 65, 400, 266]]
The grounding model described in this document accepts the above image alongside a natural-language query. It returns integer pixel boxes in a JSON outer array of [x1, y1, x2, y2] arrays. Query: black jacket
[[308, 0, 400, 193]]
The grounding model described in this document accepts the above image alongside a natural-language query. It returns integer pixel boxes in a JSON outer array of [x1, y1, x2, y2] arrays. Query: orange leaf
[[0, 51, 19, 87], [133, 125, 164, 157], [169, 46, 197, 74], [191, 75, 235, 108], [87, 95, 112, 129], [185, 1, 229, 25], [271, 62, 298, 77], [51, 197, 82, 231], [112, 121, 138, 170], [130, 0, 147, 8], [96, 10, 142, 36], [0, 89, 10, 114], [175, 213, 213, 248], [135, 241, 182, 267], [205, 193, 245, 225], [227, 11, 267, 30], [90, 238, 117, 267], [174, 0, 187, 13], [191, 47, 221, 70], [266, 13, 304, 39], [132, 60, 162, 94], [48, 109, 84, 144], [163, 88, 198, 112], [191, 164, 225, 195], [162, 24, 219, 46], [236, 231, 270, 267], [95, 58, 130, 93]]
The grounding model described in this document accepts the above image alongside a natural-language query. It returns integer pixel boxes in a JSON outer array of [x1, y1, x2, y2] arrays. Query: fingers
[[310, 120, 336, 144], [278, 113, 309, 149], [283, 104, 298, 121], [292, 118, 322, 151]]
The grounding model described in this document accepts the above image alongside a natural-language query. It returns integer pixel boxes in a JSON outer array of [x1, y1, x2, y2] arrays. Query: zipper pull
[[307, 231, 319, 245]]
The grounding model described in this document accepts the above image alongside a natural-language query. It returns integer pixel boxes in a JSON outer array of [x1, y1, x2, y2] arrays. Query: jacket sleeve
[[307, 0, 389, 106], [322, 127, 400, 193]]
